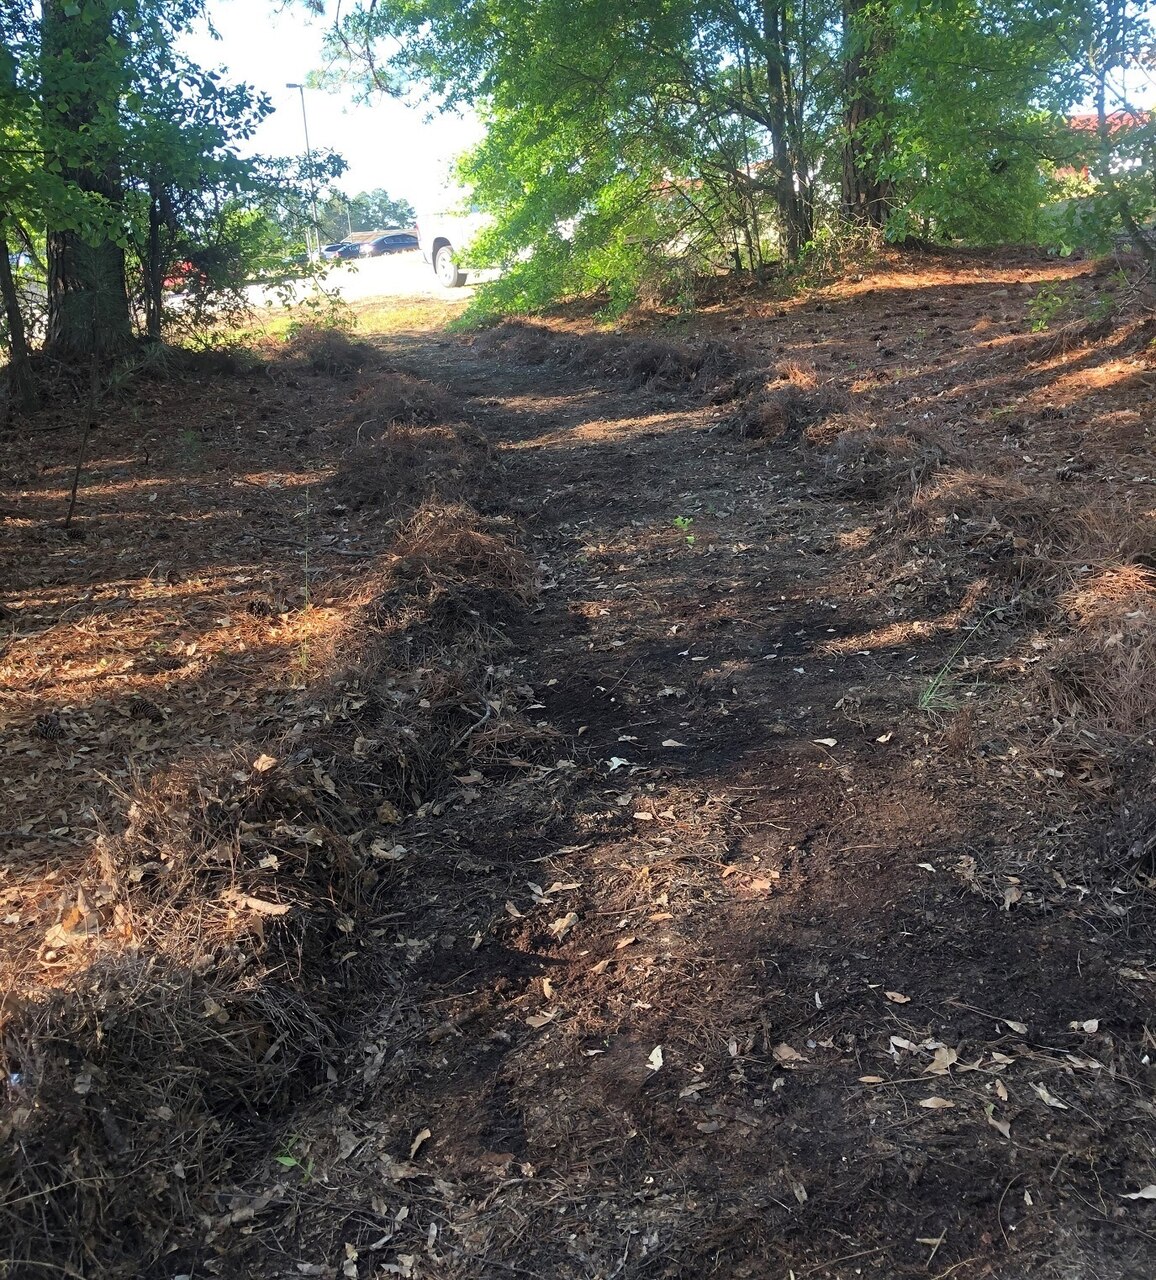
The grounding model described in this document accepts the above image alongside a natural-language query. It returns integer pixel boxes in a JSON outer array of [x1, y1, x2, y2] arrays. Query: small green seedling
[[274, 1136, 314, 1180], [673, 515, 696, 547]]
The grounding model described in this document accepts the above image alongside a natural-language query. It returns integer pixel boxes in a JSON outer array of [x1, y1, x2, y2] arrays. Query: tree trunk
[[41, 0, 134, 363], [841, 0, 891, 229], [145, 184, 164, 341], [0, 231, 36, 416]]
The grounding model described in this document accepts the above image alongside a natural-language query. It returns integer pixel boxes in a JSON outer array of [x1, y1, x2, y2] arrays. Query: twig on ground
[[254, 534, 376, 558]]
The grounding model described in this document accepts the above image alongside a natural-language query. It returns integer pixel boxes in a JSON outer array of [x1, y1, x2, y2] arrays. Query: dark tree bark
[[760, 0, 812, 259], [841, 0, 891, 230], [0, 229, 36, 415], [144, 182, 165, 341], [41, 0, 134, 362]]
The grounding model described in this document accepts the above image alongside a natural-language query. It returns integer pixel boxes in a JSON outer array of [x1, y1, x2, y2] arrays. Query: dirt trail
[[5, 255, 1156, 1279], [222, 266, 1155, 1278]]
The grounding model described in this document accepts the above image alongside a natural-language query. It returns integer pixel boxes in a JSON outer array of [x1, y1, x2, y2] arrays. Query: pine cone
[[129, 698, 164, 722], [35, 712, 64, 740]]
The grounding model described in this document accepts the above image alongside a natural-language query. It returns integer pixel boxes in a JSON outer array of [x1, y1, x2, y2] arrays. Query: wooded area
[[2, 0, 1154, 394]]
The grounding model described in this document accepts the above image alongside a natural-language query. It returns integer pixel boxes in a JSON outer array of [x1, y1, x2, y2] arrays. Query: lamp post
[[286, 82, 321, 258]]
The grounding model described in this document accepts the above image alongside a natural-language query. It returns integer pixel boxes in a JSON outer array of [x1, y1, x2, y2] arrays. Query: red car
[[162, 260, 208, 290]]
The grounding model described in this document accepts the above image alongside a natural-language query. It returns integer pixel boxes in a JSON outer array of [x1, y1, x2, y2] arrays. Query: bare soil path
[[237, 259, 1156, 1279]]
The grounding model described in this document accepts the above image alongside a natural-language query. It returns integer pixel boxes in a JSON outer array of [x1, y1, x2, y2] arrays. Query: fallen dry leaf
[[773, 1043, 806, 1065], [548, 912, 578, 940], [1122, 1186, 1156, 1200], [1003, 1020, 1028, 1035], [925, 1046, 959, 1076], [884, 991, 911, 1004], [647, 1046, 664, 1071], [525, 1010, 558, 1030], [1031, 1083, 1069, 1110], [917, 1096, 955, 1109], [985, 1106, 1012, 1139], [812, 737, 838, 747], [251, 753, 278, 773], [408, 1128, 431, 1159], [858, 1075, 885, 1084]]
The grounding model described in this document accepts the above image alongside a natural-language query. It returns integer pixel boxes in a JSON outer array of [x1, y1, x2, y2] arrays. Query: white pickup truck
[[416, 209, 490, 288]]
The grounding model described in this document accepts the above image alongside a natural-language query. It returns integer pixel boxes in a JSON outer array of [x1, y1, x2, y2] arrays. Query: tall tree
[[841, 0, 892, 228], [39, 0, 135, 360]]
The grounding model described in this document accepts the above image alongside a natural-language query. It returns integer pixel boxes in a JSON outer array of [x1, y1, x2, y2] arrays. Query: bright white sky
[[179, 1, 482, 213]]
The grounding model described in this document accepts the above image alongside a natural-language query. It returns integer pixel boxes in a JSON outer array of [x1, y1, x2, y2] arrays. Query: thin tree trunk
[[1096, 73, 1156, 277], [0, 230, 36, 416], [760, 0, 803, 258], [145, 185, 164, 341]]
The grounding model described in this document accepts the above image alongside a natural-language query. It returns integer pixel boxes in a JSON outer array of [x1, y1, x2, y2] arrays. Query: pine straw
[[280, 324, 377, 376], [391, 501, 537, 601], [721, 361, 846, 443], [806, 415, 950, 497], [0, 486, 542, 1272], [335, 422, 496, 515], [472, 318, 741, 390], [332, 367, 498, 516], [341, 368, 462, 432], [1041, 564, 1156, 740]]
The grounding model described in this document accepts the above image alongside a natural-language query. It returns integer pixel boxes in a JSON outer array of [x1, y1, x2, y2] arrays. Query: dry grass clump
[[600, 335, 738, 389], [725, 362, 844, 443], [473, 319, 739, 390], [2, 952, 335, 1279], [908, 469, 1056, 544], [1057, 504, 1156, 573], [473, 318, 558, 366], [392, 501, 537, 602], [811, 419, 948, 496], [0, 758, 368, 1278], [335, 421, 495, 515], [1040, 565, 1156, 740], [282, 324, 376, 375], [343, 367, 462, 431], [331, 365, 495, 517]]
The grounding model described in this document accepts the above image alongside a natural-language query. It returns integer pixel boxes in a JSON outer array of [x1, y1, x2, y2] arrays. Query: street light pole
[[286, 82, 321, 258]]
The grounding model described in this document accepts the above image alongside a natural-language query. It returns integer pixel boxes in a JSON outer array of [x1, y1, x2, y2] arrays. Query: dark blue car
[[359, 232, 419, 257]]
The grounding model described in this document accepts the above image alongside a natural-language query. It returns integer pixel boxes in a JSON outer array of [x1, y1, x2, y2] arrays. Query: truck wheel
[[434, 243, 465, 288]]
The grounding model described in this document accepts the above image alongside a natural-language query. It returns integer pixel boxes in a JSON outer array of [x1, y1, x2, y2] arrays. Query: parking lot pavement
[[244, 251, 481, 308]]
